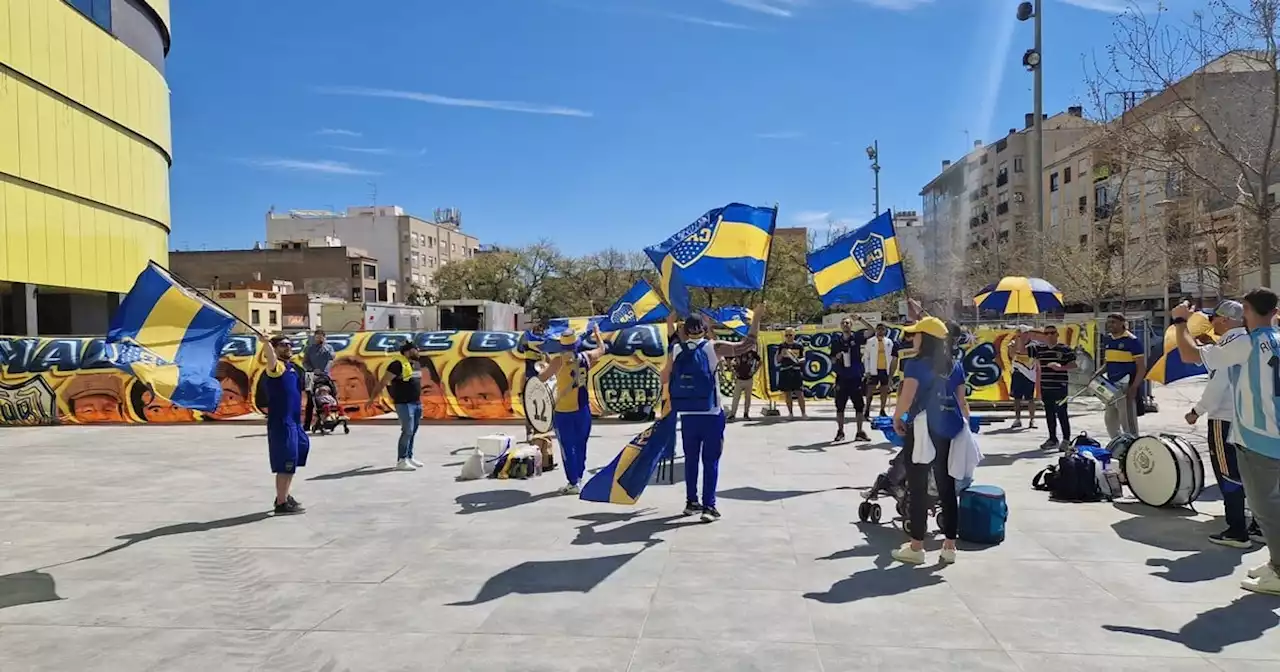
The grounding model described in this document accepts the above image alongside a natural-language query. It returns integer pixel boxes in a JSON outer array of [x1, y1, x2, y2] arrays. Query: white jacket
[[1194, 326, 1247, 422], [910, 412, 983, 484], [863, 336, 896, 374]]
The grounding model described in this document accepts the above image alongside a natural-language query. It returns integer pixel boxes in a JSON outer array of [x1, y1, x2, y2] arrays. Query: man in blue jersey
[[1173, 288, 1280, 596], [1100, 313, 1146, 438], [261, 334, 310, 515]]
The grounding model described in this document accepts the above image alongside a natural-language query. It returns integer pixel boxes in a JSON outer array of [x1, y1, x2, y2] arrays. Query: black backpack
[[1051, 452, 1102, 502]]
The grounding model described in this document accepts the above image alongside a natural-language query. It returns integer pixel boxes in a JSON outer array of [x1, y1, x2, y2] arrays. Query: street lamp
[[1017, 1, 1044, 276], [867, 141, 881, 216]]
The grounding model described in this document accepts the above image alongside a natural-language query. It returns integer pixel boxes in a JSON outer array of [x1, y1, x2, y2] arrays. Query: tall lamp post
[[1017, 1, 1044, 276], [867, 141, 881, 215]]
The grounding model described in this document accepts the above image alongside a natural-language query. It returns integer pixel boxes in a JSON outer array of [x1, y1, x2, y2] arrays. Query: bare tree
[[1087, 0, 1280, 287]]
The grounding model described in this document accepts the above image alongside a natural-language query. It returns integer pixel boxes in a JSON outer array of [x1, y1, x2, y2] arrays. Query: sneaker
[[940, 545, 957, 565], [683, 500, 702, 516], [700, 506, 721, 523], [1011, 420, 1023, 430], [891, 542, 925, 565], [558, 484, 581, 496], [1040, 438, 1058, 449], [1248, 562, 1278, 580], [1248, 521, 1265, 544], [1029, 421, 1037, 429], [407, 458, 425, 468], [855, 431, 871, 442], [743, 413, 751, 420], [273, 498, 305, 515], [834, 431, 846, 443], [1209, 530, 1252, 549], [1058, 440, 1072, 453], [395, 459, 416, 471], [878, 410, 887, 417], [1241, 572, 1280, 596]]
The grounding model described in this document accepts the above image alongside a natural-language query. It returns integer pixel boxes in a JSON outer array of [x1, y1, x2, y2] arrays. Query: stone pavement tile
[[0, 624, 149, 672], [1151, 597, 1280, 660], [629, 638, 823, 671], [659, 551, 804, 591], [442, 635, 637, 672], [805, 574, 998, 648], [260, 631, 466, 672], [956, 531, 1059, 561], [0, 578, 202, 628], [1009, 505, 1147, 533], [940, 558, 1113, 600], [817, 645, 1022, 671], [643, 587, 814, 643], [316, 580, 504, 634], [258, 546, 410, 584], [667, 521, 793, 555], [962, 595, 1203, 658], [1074, 556, 1258, 604], [314, 520, 459, 553], [1209, 661, 1280, 671], [167, 581, 371, 631], [434, 521, 566, 551], [1006, 652, 1219, 671], [1026, 530, 1203, 564], [88, 627, 303, 672], [789, 523, 897, 561], [475, 586, 654, 638]]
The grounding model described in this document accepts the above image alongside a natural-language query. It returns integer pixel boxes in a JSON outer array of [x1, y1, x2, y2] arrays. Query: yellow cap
[[903, 316, 948, 340]]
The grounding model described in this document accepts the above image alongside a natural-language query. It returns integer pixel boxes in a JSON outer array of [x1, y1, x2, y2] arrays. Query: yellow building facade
[[0, 0, 171, 335]]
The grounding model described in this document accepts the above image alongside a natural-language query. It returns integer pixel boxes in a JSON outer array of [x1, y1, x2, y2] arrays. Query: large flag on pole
[[699, 306, 754, 337], [1147, 310, 1216, 384], [598, 279, 670, 332], [105, 262, 238, 411], [645, 203, 777, 316], [807, 210, 907, 308]]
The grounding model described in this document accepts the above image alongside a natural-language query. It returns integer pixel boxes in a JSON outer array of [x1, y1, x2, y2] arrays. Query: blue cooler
[[958, 485, 1008, 545]]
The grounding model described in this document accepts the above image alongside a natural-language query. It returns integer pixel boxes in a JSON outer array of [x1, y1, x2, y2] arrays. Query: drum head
[[1165, 435, 1206, 502], [1125, 436, 1180, 507], [523, 376, 555, 434]]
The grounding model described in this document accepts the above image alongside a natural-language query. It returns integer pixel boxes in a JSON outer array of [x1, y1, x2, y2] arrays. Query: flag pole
[[155, 261, 267, 338]]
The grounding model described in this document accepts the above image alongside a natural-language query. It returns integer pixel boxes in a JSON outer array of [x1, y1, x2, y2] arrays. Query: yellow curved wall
[[0, 0, 171, 294]]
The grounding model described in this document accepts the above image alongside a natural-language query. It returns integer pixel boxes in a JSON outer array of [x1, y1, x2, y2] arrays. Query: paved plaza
[[1, 383, 1278, 671]]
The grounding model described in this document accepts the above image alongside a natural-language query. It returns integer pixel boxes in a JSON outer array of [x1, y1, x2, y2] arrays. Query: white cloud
[[246, 158, 379, 176], [1057, 0, 1136, 12], [756, 130, 804, 139], [316, 128, 361, 137], [665, 13, 755, 29], [792, 210, 833, 225], [318, 86, 593, 118], [853, 0, 935, 9], [720, 0, 803, 18]]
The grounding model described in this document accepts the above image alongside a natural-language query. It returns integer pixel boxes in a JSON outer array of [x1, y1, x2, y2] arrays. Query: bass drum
[[522, 375, 557, 435], [1124, 434, 1205, 508], [1105, 433, 1138, 484]]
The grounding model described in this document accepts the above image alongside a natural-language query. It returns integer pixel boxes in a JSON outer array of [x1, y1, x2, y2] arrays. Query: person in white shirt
[[863, 324, 897, 417], [1184, 301, 1259, 547], [1173, 288, 1280, 596]]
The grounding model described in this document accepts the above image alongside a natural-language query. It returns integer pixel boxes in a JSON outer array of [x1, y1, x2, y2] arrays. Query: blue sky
[[167, 0, 1189, 255]]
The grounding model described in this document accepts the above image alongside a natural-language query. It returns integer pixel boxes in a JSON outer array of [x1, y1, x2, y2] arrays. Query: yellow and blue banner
[[700, 306, 753, 337], [645, 203, 777, 316], [105, 262, 238, 412], [599, 280, 670, 332], [1147, 311, 1216, 384], [807, 210, 906, 308], [580, 410, 677, 505]]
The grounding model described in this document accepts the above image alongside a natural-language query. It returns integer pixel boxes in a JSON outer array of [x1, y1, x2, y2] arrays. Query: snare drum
[[1105, 433, 1138, 484], [1124, 434, 1205, 508], [522, 376, 556, 435], [1086, 376, 1122, 406]]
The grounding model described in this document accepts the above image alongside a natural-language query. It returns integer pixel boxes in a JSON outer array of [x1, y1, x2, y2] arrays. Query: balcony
[[996, 170, 1009, 187], [996, 202, 1010, 216], [1094, 204, 1113, 221]]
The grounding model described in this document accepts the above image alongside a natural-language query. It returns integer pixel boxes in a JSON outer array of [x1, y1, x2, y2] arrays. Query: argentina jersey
[[1213, 327, 1280, 458]]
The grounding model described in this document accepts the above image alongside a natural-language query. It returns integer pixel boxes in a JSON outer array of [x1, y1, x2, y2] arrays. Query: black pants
[[1042, 389, 1070, 442], [905, 425, 959, 541], [1208, 419, 1249, 535], [834, 378, 865, 418], [303, 390, 315, 431]]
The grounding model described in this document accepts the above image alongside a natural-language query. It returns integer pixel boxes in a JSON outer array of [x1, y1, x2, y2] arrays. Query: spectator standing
[[301, 329, 336, 431], [727, 349, 761, 420], [863, 324, 897, 417], [830, 316, 875, 442], [370, 342, 425, 471], [1100, 313, 1146, 438], [1017, 327, 1076, 449], [1006, 327, 1039, 430], [775, 328, 807, 418]]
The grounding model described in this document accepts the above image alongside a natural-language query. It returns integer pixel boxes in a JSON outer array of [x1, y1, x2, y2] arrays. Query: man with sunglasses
[[1015, 326, 1077, 450]]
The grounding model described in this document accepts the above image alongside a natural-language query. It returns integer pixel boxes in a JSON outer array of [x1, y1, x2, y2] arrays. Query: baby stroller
[[857, 439, 943, 537], [310, 375, 350, 435]]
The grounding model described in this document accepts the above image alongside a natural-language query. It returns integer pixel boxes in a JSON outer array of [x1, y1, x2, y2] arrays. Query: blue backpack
[[958, 485, 1008, 545], [670, 340, 717, 412]]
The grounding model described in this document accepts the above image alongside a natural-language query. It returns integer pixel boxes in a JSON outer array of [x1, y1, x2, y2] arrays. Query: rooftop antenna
[[368, 182, 378, 208]]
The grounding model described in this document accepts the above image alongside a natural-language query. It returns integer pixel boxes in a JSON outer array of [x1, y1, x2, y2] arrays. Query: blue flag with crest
[[806, 210, 907, 308]]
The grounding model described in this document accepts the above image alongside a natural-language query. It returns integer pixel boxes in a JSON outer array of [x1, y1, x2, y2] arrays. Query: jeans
[[1238, 446, 1280, 572], [1208, 419, 1248, 536], [1104, 394, 1139, 439], [395, 402, 422, 460], [1042, 390, 1070, 442], [681, 412, 726, 508], [905, 425, 959, 541]]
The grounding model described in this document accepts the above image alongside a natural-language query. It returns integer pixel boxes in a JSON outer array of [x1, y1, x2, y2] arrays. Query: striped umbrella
[[973, 276, 1064, 315]]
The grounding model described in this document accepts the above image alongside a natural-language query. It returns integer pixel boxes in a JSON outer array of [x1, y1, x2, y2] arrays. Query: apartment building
[[170, 242, 381, 302], [265, 206, 480, 292], [893, 210, 925, 270]]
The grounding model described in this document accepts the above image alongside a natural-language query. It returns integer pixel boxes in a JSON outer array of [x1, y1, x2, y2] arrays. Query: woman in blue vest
[[891, 316, 970, 565], [539, 325, 611, 495], [663, 309, 763, 522]]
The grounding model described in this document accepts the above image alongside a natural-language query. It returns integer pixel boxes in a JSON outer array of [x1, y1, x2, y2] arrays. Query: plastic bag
[[458, 448, 486, 481]]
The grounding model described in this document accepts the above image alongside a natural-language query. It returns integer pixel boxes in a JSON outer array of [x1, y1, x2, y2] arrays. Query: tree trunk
[[1262, 212, 1273, 288]]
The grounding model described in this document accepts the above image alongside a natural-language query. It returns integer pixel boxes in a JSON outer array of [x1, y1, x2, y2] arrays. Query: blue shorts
[[268, 421, 311, 474], [1010, 372, 1035, 400]]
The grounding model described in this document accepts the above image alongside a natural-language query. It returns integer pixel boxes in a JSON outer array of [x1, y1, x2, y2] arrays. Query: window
[[69, 0, 112, 31], [364, 288, 378, 302], [1064, 167, 1072, 184], [451, 243, 457, 253], [428, 257, 435, 267], [996, 169, 1008, 187], [995, 139, 1008, 153], [1080, 234, 1088, 246], [980, 154, 989, 165], [364, 264, 376, 279], [1013, 156, 1025, 172], [1050, 172, 1060, 192], [429, 236, 435, 247], [250, 309, 261, 325], [351, 263, 360, 278], [388, 315, 397, 330], [269, 310, 278, 326], [352, 288, 362, 301]]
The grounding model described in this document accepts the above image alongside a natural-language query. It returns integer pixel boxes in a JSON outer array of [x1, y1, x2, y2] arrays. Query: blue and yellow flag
[[807, 210, 907, 308], [1147, 311, 1216, 384], [700, 306, 753, 337], [530, 316, 604, 354], [645, 204, 776, 315], [105, 262, 237, 411], [580, 410, 677, 505], [598, 279, 670, 332]]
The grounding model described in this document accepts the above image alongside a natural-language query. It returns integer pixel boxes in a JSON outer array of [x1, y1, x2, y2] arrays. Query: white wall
[[266, 216, 403, 283]]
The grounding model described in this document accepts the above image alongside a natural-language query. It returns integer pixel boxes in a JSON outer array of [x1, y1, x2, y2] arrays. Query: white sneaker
[[558, 484, 580, 496], [1247, 562, 1278, 580], [1011, 421, 1023, 430], [940, 545, 957, 565], [408, 458, 425, 468], [891, 542, 926, 565], [1241, 572, 1280, 596], [395, 459, 416, 471]]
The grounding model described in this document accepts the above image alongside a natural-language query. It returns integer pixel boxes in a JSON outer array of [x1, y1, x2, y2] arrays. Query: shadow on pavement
[[308, 465, 397, 481], [75, 512, 273, 562], [449, 551, 647, 606], [804, 557, 944, 604], [1103, 593, 1280, 653], [717, 486, 830, 502], [0, 570, 63, 611], [455, 489, 561, 515], [1112, 511, 1245, 583], [980, 446, 1059, 467], [569, 511, 701, 546]]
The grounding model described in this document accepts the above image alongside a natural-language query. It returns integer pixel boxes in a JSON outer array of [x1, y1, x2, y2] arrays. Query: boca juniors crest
[[851, 233, 888, 284], [593, 361, 662, 414], [669, 214, 720, 269], [610, 302, 638, 326]]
